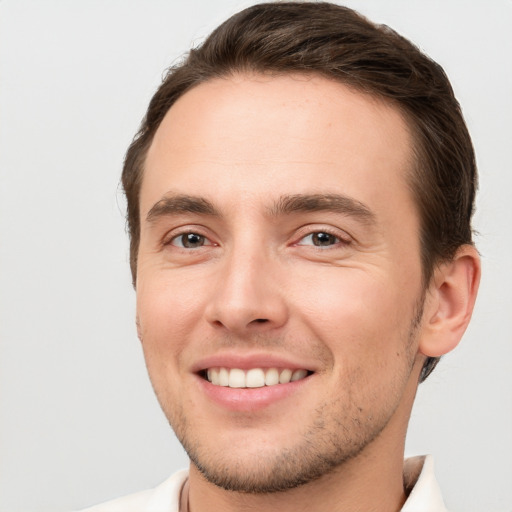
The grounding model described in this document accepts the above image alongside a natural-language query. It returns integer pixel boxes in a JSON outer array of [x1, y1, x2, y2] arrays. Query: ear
[[419, 245, 481, 357]]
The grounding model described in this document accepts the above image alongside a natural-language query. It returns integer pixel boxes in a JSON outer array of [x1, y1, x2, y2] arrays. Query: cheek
[[138, 265, 208, 328], [295, 270, 419, 412], [291, 268, 416, 362], [136, 273, 205, 374]]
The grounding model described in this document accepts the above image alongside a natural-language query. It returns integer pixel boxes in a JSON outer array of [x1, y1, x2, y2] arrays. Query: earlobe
[[419, 245, 481, 357]]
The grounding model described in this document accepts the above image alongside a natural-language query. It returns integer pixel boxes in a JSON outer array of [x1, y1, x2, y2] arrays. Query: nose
[[204, 245, 289, 335]]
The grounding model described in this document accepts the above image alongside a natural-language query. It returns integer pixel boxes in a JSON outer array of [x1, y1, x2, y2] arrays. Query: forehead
[[142, 73, 416, 222]]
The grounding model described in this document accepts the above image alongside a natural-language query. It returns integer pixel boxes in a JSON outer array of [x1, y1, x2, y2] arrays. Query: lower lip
[[196, 374, 311, 412]]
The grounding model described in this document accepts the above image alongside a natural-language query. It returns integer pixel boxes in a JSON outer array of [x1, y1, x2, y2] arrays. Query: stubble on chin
[[168, 390, 398, 494]]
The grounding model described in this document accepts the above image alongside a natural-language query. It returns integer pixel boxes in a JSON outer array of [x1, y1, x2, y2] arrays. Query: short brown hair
[[122, 2, 477, 382]]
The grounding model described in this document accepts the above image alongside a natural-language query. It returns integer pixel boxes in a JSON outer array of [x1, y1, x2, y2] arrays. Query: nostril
[[254, 319, 269, 323]]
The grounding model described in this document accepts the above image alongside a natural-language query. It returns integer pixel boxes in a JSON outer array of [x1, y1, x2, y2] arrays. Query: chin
[[174, 413, 383, 494]]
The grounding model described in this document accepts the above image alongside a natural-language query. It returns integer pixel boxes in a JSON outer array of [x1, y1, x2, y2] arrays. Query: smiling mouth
[[201, 367, 313, 389]]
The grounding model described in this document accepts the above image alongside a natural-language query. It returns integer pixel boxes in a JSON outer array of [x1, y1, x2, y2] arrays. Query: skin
[[136, 74, 480, 512]]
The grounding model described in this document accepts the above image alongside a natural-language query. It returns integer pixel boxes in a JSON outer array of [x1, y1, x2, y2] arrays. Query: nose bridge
[[206, 233, 287, 332]]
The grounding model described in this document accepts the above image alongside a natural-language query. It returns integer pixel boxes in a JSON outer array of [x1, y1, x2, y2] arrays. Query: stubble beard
[[162, 300, 424, 494], [179, 405, 386, 493]]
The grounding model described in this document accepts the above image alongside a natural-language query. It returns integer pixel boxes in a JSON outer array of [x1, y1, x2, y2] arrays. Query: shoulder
[[73, 469, 189, 512]]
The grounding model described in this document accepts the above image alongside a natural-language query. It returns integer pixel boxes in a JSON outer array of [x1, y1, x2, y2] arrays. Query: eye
[[297, 231, 344, 247], [170, 232, 210, 249]]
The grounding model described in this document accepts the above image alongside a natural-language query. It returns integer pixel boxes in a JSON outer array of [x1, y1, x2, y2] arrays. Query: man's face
[[136, 74, 426, 492]]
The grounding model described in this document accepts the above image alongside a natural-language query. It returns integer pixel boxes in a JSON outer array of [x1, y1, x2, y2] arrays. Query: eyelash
[[162, 226, 350, 252], [163, 230, 214, 249], [294, 228, 351, 249]]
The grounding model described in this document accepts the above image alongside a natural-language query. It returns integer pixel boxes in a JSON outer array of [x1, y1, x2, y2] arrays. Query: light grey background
[[0, 1, 510, 511]]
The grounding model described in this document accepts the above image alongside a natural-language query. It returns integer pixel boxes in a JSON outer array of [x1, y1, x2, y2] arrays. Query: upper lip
[[191, 352, 317, 374]]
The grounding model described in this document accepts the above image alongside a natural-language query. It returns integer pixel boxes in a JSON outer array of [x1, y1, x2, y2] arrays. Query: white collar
[[401, 455, 448, 511]]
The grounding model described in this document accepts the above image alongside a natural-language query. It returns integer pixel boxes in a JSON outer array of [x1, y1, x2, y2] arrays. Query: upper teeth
[[206, 367, 309, 388]]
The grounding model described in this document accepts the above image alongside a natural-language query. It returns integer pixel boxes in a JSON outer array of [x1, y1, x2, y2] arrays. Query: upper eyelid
[[292, 224, 352, 243], [295, 233, 350, 249], [159, 223, 353, 246], [299, 232, 343, 241]]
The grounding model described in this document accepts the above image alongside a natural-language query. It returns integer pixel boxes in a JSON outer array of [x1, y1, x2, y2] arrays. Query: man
[[79, 2, 480, 510]]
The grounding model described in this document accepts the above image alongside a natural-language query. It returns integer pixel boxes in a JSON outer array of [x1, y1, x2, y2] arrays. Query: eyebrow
[[269, 194, 376, 225], [146, 192, 376, 225], [146, 194, 219, 222]]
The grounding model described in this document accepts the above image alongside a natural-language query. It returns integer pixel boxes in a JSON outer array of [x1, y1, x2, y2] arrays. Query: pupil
[[313, 232, 334, 246], [183, 233, 204, 247]]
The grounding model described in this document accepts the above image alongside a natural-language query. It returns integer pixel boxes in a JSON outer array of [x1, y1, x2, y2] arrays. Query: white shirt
[[76, 455, 448, 512]]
